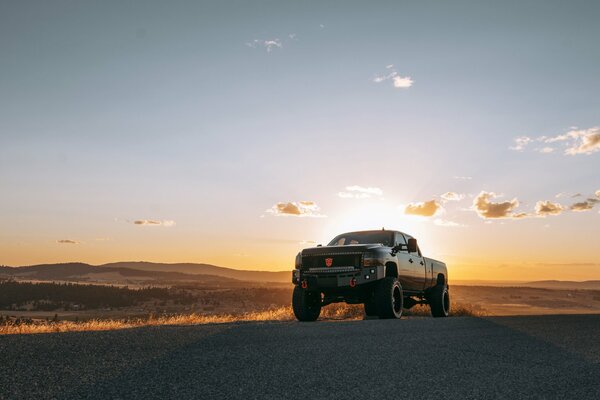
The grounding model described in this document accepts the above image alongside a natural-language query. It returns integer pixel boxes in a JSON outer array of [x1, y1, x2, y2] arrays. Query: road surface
[[1, 314, 599, 399]]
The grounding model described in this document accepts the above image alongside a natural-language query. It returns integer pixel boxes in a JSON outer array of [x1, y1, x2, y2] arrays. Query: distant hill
[[452, 279, 600, 290], [0, 262, 290, 284], [0, 262, 243, 285], [99, 262, 290, 282], [523, 280, 600, 290]]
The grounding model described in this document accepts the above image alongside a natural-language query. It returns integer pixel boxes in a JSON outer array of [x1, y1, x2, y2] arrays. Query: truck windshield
[[328, 231, 393, 247]]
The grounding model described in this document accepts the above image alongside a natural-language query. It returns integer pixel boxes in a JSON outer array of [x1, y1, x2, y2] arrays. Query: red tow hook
[[301, 280, 308, 289], [349, 278, 357, 288]]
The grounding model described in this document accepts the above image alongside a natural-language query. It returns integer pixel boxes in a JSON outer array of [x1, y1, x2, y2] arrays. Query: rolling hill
[[0, 262, 290, 284]]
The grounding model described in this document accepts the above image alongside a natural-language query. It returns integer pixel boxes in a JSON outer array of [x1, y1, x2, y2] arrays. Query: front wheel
[[292, 286, 321, 321], [374, 277, 403, 319], [364, 299, 378, 317], [429, 285, 450, 318]]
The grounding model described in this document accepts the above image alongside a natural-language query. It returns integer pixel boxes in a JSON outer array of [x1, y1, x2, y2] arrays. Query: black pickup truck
[[291, 229, 449, 321]]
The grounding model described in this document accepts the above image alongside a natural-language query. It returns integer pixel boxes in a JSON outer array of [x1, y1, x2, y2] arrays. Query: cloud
[[570, 199, 598, 212], [57, 239, 79, 245], [246, 39, 282, 52], [510, 126, 600, 155], [373, 66, 413, 89], [338, 186, 383, 199], [392, 75, 413, 88], [510, 136, 533, 151], [434, 219, 465, 227], [537, 147, 554, 154], [441, 192, 465, 202], [404, 200, 442, 217], [266, 201, 325, 217], [534, 200, 564, 217], [596, 190, 600, 198], [472, 191, 522, 219], [453, 176, 472, 180], [133, 220, 176, 227]]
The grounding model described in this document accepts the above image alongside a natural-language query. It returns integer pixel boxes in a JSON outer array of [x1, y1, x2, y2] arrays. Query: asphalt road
[[1, 314, 599, 399]]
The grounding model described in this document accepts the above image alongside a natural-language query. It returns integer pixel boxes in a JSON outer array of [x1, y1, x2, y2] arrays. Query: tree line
[[0, 279, 196, 311]]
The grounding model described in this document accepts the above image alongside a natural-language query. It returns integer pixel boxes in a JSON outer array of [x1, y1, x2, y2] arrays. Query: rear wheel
[[429, 285, 450, 318], [292, 286, 321, 321], [374, 277, 403, 319]]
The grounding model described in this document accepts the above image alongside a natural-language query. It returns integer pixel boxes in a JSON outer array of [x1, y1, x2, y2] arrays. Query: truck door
[[394, 233, 420, 291], [405, 235, 427, 292]]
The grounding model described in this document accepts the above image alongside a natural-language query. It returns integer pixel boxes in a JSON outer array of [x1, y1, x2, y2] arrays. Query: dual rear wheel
[[364, 279, 451, 319]]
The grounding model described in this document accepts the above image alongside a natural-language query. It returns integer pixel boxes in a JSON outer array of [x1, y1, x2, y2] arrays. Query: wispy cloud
[[57, 239, 79, 245], [265, 201, 325, 217], [373, 64, 413, 89], [246, 38, 282, 52], [404, 200, 442, 217], [441, 192, 465, 202], [133, 220, 176, 227], [453, 176, 472, 180], [570, 198, 599, 212], [434, 219, 465, 227], [338, 186, 383, 199], [510, 126, 600, 155]]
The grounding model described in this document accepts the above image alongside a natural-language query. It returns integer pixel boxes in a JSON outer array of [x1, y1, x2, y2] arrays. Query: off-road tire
[[429, 284, 450, 318], [364, 299, 378, 317], [374, 277, 403, 319], [292, 286, 321, 321]]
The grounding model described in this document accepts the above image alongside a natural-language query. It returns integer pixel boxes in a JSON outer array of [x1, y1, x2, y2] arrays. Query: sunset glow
[[1, 1, 599, 282]]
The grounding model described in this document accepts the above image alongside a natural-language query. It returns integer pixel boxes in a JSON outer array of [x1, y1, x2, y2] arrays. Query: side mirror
[[407, 238, 418, 253]]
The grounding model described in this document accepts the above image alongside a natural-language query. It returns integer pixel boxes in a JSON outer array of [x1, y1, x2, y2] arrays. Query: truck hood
[[302, 244, 385, 256]]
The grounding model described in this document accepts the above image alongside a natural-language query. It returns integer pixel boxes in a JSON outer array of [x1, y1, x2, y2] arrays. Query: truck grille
[[307, 266, 358, 273], [302, 253, 362, 270]]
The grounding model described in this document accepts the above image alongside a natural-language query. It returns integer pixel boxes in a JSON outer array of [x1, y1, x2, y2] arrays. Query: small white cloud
[[133, 220, 176, 227], [288, 33, 296, 40], [453, 176, 473, 180], [247, 38, 282, 52], [434, 219, 465, 227], [510, 136, 533, 151], [392, 75, 413, 88], [537, 147, 554, 154], [338, 186, 383, 199], [511, 126, 600, 155], [441, 192, 465, 202], [373, 66, 413, 89]]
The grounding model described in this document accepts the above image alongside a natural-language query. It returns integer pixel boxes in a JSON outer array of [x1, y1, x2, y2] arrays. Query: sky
[[1, 1, 599, 281]]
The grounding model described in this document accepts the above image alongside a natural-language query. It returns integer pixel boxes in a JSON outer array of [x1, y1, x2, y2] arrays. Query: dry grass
[[0, 302, 484, 335]]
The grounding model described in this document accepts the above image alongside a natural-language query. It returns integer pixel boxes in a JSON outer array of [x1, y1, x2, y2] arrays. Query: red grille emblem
[[325, 258, 333, 267]]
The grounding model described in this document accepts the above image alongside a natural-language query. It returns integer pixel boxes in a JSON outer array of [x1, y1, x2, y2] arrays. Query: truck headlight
[[295, 252, 302, 269], [363, 253, 382, 267]]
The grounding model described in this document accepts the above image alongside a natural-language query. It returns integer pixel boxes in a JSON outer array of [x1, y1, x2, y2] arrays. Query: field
[[1, 279, 599, 334]]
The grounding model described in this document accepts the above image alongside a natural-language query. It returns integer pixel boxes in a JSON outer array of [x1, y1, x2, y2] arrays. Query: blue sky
[[1, 1, 599, 279]]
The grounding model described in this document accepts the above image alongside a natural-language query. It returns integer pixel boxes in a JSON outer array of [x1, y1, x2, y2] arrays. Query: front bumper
[[292, 265, 385, 289]]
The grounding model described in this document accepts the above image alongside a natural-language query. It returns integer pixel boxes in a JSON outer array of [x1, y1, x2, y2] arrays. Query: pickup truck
[[291, 229, 449, 321]]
